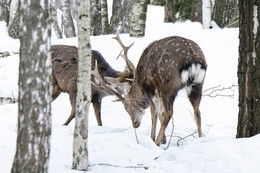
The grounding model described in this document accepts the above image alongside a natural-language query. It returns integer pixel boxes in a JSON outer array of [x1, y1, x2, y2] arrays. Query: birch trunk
[[202, 0, 212, 28], [129, 0, 148, 37], [11, 0, 52, 172], [72, 0, 91, 170]]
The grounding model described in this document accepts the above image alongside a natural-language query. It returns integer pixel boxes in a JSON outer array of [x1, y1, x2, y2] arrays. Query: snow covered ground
[[1, 5, 260, 173]]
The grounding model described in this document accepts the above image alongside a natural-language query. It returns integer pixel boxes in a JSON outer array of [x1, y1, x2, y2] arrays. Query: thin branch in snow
[[134, 128, 139, 144], [202, 84, 237, 98], [166, 117, 175, 150], [91, 163, 149, 170]]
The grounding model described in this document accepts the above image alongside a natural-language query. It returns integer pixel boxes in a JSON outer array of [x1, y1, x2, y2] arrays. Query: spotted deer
[[51, 45, 125, 126], [92, 34, 207, 146]]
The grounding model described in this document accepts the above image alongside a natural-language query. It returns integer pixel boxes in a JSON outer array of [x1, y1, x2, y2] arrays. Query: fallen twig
[[202, 84, 237, 98], [0, 97, 18, 104], [91, 163, 149, 170]]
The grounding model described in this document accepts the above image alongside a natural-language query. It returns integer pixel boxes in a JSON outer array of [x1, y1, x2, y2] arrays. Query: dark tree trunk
[[101, 0, 109, 34], [90, 0, 101, 35], [110, 0, 134, 34], [237, 0, 260, 138], [164, 0, 202, 23], [212, 0, 239, 28], [0, 0, 10, 25], [11, 0, 52, 172]]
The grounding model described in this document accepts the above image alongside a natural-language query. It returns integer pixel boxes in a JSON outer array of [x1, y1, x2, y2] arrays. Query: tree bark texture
[[62, 0, 76, 37], [237, 0, 260, 138], [130, 0, 148, 37], [212, 0, 239, 28], [164, 0, 202, 23], [72, 0, 91, 170], [0, 0, 10, 24], [51, 0, 63, 39], [11, 0, 52, 172], [110, 0, 134, 34], [101, 0, 109, 34], [8, 0, 20, 39], [90, 0, 101, 35]]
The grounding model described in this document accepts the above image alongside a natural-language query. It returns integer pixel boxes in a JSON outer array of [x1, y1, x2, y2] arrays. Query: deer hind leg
[[149, 98, 158, 142], [155, 95, 175, 146], [63, 91, 76, 125], [188, 84, 203, 137], [93, 100, 102, 126]]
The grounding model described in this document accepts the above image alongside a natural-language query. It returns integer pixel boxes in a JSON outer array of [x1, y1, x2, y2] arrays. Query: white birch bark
[[203, 0, 212, 29], [11, 0, 52, 172], [72, 0, 91, 170], [130, 0, 148, 37]]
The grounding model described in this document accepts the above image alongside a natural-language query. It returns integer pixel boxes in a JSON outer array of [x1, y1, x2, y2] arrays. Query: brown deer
[[51, 44, 126, 126], [92, 34, 207, 146]]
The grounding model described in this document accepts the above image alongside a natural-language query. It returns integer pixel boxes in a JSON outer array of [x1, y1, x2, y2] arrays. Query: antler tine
[[112, 30, 136, 75], [91, 61, 125, 101]]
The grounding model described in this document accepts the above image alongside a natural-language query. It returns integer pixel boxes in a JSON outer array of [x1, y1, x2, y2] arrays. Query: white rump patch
[[181, 63, 206, 85]]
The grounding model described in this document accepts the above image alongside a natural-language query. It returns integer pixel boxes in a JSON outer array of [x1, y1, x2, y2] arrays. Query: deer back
[[51, 45, 122, 100], [134, 36, 207, 96]]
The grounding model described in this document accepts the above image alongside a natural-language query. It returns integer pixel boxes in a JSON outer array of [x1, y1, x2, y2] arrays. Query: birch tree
[[11, 0, 52, 172], [237, 0, 260, 137], [202, 0, 212, 29], [62, 0, 76, 37], [72, 0, 91, 170], [130, 0, 148, 37]]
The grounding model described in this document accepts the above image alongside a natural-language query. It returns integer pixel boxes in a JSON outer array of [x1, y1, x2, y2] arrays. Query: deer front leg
[[63, 91, 76, 125], [93, 100, 102, 126], [155, 110, 172, 146]]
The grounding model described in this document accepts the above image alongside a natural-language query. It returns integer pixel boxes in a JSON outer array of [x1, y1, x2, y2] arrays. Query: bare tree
[[51, 0, 63, 38], [62, 0, 76, 37], [110, 0, 134, 34], [101, 0, 109, 34], [237, 0, 260, 137], [11, 0, 52, 172], [212, 0, 238, 28], [72, 0, 91, 170], [8, 0, 20, 39], [0, 0, 10, 24], [164, 0, 202, 23], [130, 0, 149, 37]]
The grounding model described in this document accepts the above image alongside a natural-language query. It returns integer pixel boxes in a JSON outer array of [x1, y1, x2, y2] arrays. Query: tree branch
[[202, 84, 237, 98]]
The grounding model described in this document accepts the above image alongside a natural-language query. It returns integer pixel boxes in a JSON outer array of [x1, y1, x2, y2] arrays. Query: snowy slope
[[1, 5, 260, 173]]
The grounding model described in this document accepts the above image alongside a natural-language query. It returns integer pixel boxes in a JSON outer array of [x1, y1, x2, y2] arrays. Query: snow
[[1, 5, 260, 173]]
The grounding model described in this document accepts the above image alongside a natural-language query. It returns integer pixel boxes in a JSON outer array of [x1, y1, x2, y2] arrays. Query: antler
[[91, 61, 125, 101], [113, 31, 136, 76]]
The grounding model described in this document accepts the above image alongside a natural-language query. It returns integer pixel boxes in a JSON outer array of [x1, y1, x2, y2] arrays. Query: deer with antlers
[[92, 33, 207, 146]]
